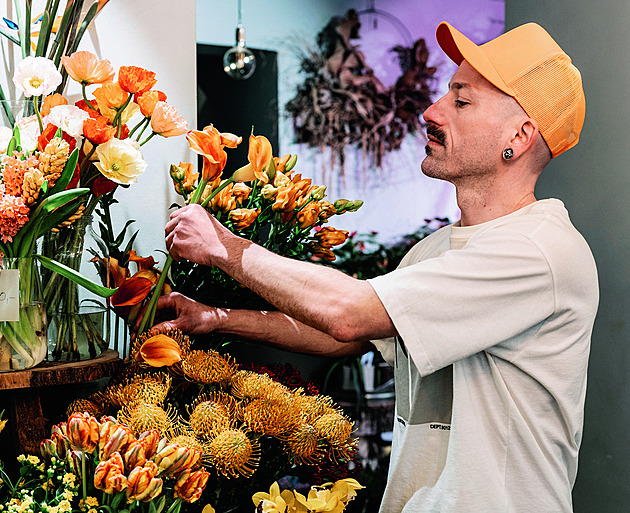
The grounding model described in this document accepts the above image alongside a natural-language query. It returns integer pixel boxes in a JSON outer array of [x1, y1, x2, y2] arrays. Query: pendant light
[[223, 0, 256, 80]]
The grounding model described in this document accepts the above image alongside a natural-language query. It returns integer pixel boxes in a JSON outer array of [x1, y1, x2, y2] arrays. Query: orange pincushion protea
[[285, 423, 322, 465], [117, 401, 179, 436], [207, 428, 260, 479], [243, 397, 301, 438], [187, 392, 238, 439], [182, 350, 238, 384]]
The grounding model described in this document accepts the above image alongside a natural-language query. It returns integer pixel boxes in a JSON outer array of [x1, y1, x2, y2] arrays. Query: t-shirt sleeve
[[368, 229, 555, 377]]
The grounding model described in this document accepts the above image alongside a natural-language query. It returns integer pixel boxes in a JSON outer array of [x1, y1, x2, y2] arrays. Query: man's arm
[[151, 292, 372, 357], [164, 204, 398, 342]]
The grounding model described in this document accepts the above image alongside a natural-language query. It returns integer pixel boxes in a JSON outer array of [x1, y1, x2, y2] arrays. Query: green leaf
[[34, 11, 50, 56], [35, 198, 83, 238], [40, 188, 89, 214], [114, 220, 136, 246], [35, 255, 118, 298], [48, 148, 80, 195], [69, 1, 98, 54]]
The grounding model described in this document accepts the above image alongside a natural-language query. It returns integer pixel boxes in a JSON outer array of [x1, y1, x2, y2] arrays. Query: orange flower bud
[[126, 463, 163, 502], [67, 412, 99, 454], [174, 469, 210, 503], [94, 452, 127, 494], [154, 444, 201, 478], [307, 242, 336, 261], [228, 208, 260, 230], [118, 66, 157, 95], [314, 227, 349, 248], [51, 431, 70, 459], [40, 438, 58, 460]]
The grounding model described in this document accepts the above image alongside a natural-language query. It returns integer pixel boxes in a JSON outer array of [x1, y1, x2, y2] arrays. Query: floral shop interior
[[0, 0, 627, 512]]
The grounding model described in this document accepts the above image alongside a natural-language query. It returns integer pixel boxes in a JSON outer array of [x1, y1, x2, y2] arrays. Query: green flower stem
[[81, 452, 87, 501], [33, 96, 44, 133], [112, 94, 133, 128], [81, 83, 98, 111], [129, 117, 150, 139], [139, 131, 157, 147]]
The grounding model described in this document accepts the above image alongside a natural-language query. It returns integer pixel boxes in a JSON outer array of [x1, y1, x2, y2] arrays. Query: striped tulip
[[67, 413, 99, 454], [94, 452, 127, 494], [126, 462, 163, 502], [138, 430, 161, 459], [154, 444, 201, 478], [174, 469, 210, 503], [124, 440, 147, 470], [100, 424, 134, 461]]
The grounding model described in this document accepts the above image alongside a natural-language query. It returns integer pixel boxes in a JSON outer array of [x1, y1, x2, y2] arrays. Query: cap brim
[[436, 22, 515, 96]]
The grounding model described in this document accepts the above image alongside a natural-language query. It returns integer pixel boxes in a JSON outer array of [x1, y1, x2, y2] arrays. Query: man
[[153, 22, 598, 513]]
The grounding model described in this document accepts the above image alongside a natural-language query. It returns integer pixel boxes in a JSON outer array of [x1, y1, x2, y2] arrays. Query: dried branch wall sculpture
[[286, 9, 437, 169]]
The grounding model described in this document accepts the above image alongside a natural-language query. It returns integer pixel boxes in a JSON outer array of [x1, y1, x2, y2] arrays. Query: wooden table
[[0, 349, 122, 462]]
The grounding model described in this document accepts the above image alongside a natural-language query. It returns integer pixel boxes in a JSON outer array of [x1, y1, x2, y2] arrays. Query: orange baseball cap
[[436, 21, 585, 158]]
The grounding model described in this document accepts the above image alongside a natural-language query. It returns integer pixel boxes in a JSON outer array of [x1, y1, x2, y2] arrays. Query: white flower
[[12, 57, 62, 98], [16, 115, 41, 152], [45, 105, 89, 138], [94, 138, 148, 184], [0, 127, 13, 153]]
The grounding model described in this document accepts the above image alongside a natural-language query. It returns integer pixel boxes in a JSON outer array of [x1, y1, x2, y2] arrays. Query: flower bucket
[[0, 257, 47, 371], [42, 216, 109, 361]]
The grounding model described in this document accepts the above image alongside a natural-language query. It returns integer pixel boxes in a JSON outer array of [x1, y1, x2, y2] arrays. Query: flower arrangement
[[57, 330, 362, 513], [0, 412, 210, 513]]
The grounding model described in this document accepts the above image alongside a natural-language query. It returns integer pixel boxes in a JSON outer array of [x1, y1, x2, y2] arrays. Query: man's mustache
[[426, 124, 446, 146]]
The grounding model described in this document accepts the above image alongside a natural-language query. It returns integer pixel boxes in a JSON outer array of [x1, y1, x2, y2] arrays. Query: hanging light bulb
[[223, 0, 256, 80]]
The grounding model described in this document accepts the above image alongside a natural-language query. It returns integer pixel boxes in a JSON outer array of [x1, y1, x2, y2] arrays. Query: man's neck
[[456, 187, 537, 226]]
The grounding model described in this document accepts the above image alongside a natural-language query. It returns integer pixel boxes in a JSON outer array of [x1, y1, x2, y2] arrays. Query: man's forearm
[[217, 236, 397, 342], [214, 308, 372, 357]]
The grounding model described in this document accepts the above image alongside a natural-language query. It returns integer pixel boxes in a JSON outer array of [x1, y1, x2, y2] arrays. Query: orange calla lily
[[127, 250, 157, 270], [135, 334, 182, 367], [110, 276, 153, 309]]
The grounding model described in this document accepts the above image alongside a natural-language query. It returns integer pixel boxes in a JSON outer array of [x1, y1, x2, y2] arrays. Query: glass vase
[[41, 215, 109, 361], [0, 257, 47, 371]]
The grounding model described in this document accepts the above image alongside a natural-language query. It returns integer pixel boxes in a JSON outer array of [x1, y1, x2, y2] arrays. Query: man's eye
[[455, 100, 469, 108]]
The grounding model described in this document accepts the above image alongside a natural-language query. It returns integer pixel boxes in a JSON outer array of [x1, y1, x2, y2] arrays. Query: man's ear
[[504, 118, 539, 160]]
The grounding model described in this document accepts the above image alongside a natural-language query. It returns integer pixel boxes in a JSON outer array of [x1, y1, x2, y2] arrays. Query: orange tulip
[[126, 462, 163, 502], [94, 452, 127, 494], [100, 424, 134, 461], [136, 90, 167, 117], [135, 334, 182, 367], [242, 134, 273, 184], [67, 412, 99, 454], [62, 51, 115, 85], [228, 208, 260, 230], [50, 431, 70, 459], [118, 66, 157, 95], [41, 93, 68, 116], [154, 444, 201, 478], [186, 128, 227, 182], [124, 440, 147, 470], [174, 469, 210, 503], [83, 116, 116, 145], [138, 430, 161, 459], [150, 102, 188, 138]]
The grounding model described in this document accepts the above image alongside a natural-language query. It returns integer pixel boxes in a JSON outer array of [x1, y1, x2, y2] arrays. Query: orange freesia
[[228, 208, 260, 230], [186, 128, 227, 182], [41, 93, 68, 116], [136, 90, 167, 117], [272, 186, 299, 213], [151, 102, 188, 138], [297, 203, 321, 229], [83, 116, 116, 145], [118, 66, 157, 95], [62, 51, 115, 85], [209, 182, 237, 213], [135, 334, 182, 367]]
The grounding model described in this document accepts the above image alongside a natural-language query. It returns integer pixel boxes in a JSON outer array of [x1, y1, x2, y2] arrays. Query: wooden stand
[[0, 349, 122, 462]]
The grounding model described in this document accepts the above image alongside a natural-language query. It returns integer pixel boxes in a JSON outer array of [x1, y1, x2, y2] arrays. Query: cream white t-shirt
[[368, 199, 599, 513]]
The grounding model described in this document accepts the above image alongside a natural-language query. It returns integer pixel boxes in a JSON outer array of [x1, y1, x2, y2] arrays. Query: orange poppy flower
[[118, 66, 157, 95], [135, 334, 181, 367], [61, 51, 115, 85], [151, 102, 188, 138], [93, 82, 130, 121], [136, 90, 167, 117], [37, 123, 76, 153], [83, 116, 116, 145], [41, 93, 68, 116], [75, 99, 101, 118], [186, 128, 227, 182]]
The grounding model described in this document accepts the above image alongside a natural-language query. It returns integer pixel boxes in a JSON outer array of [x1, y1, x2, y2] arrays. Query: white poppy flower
[[45, 105, 89, 138], [0, 126, 13, 153], [16, 115, 41, 152], [12, 56, 62, 98], [94, 138, 148, 184]]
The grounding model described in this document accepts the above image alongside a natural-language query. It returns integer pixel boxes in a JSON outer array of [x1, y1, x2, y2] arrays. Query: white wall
[[197, 0, 504, 240], [0, 0, 198, 260]]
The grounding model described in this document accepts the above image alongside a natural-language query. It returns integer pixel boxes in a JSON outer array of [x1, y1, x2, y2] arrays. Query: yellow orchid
[[294, 488, 341, 513], [329, 479, 365, 502]]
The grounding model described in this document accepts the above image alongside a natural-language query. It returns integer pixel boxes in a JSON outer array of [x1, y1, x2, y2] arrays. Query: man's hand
[[147, 292, 223, 335], [165, 204, 237, 266]]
